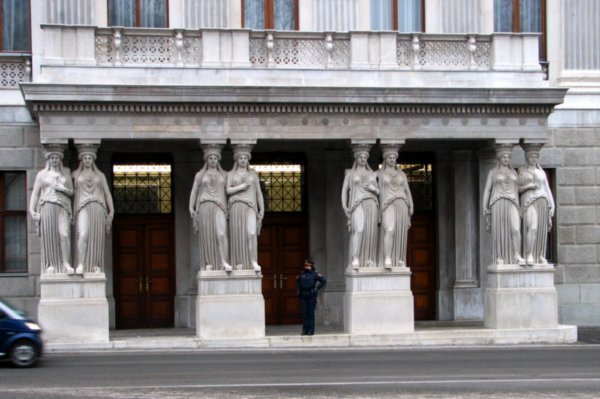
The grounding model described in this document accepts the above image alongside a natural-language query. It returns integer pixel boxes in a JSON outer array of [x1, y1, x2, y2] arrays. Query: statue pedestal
[[484, 264, 558, 329], [38, 273, 109, 344], [196, 270, 265, 339], [344, 267, 414, 334]]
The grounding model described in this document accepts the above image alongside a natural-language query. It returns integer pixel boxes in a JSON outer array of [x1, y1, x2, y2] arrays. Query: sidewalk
[[44, 323, 581, 353]]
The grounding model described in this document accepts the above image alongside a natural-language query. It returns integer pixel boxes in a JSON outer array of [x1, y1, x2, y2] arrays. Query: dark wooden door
[[113, 215, 175, 329], [407, 212, 436, 320], [258, 215, 307, 325]]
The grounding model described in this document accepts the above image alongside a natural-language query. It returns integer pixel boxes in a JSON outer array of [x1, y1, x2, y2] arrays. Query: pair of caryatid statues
[[341, 144, 414, 270], [189, 144, 264, 273], [483, 143, 555, 266], [29, 144, 114, 275]]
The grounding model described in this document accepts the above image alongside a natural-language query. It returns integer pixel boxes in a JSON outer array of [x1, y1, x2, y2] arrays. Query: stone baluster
[[411, 34, 420, 70], [175, 30, 184, 67], [266, 32, 274, 67], [468, 36, 477, 69], [113, 28, 122, 66], [324, 33, 333, 69]]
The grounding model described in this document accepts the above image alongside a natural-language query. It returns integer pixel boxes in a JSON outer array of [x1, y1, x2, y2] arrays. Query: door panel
[[407, 213, 436, 320], [258, 215, 307, 325], [114, 216, 175, 329]]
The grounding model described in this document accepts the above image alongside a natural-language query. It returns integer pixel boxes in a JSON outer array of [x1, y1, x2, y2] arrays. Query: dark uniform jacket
[[296, 269, 327, 297]]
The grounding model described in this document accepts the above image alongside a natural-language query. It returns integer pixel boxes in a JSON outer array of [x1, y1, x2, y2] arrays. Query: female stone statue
[[72, 150, 114, 274], [341, 146, 379, 269], [482, 145, 525, 265], [376, 147, 413, 268], [29, 150, 74, 274], [518, 145, 555, 265], [189, 147, 232, 271], [226, 147, 264, 272]]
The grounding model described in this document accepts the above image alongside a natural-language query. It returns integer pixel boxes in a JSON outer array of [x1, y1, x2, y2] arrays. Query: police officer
[[296, 259, 327, 336]]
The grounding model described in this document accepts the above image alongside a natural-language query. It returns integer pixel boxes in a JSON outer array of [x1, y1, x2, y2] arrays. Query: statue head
[[521, 143, 543, 168], [202, 146, 222, 162], [380, 145, 399, 168]]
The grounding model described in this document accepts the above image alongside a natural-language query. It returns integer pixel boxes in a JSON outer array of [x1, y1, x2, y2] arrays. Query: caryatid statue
[[341, 144, 379, 269], [226, 144, 264, 272], [189, 143, 232, 272], [72, 144, 114, 274], [518, 143, 555, 265], [29, 145, 74, 274], [482, 144, 525, 265], [376, 144, 414, 269]]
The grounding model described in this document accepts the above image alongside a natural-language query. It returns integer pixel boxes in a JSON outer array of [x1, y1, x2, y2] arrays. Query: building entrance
[[111, 161, 175, 329]]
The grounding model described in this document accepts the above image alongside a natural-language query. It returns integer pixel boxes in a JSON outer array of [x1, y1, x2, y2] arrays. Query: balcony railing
[[42, 25, 541, 73], [0, 54, 31, 88]]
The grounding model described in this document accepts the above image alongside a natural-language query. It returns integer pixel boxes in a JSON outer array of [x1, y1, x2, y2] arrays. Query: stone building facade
[[0, 0, 598, 333]]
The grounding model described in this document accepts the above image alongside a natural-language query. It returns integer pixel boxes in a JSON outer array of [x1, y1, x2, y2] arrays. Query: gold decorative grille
[[254, 164, 303, 212], [112, 164, 172, 214], [400, 163, 433, 212]]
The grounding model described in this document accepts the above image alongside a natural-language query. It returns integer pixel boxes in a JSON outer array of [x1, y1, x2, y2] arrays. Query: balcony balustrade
[[41, 24, 540, 73], [0, 55, 31, 88]]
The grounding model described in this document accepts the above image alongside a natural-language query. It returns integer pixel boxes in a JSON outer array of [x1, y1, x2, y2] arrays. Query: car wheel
[[9, 340, 39, 368]]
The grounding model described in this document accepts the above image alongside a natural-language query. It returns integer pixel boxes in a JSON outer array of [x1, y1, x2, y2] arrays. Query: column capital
[[74, 140, 101, 156], [41, 142, 68, 157], [520, 142, 545, 154]]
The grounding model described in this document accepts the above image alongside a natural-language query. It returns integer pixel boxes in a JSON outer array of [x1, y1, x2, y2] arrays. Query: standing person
[[376, 147, 414, 269], [518, 145, 555, 265], [482, 145, 525, 265], [72, 150, 114, 274], [296, 260, 327, 336], [189, 147, 232, 271], [29, 150, 74, 274], [226, 146, 264, 272], [341, 146, 379, 269]]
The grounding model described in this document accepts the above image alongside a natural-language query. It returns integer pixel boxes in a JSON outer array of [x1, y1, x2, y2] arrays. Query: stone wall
[[0, 106, 42, 318], [549, 125, 600, 326]]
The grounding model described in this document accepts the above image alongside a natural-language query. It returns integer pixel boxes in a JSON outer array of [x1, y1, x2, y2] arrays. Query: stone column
[[196, 140, 265, 340], [37, 140, 109, 344], [343, 140, 414, 334], [453, 150, 482, 320]]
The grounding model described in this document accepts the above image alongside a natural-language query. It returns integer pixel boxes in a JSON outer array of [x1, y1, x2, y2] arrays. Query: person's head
[[303, 259, 315, 271]]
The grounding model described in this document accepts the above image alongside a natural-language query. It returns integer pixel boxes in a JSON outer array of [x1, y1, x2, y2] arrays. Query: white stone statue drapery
[[29, 147, 74, 274], [72, 146, 114, 274], [341, 144, 380, 269], [376, 145, 414, 268], [189, 144, 232, 271], [518, 143, 555, 265], [482, 144, 525, 265], [226, 144, 264, 272]]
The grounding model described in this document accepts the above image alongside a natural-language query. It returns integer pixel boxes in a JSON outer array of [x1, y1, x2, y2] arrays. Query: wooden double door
[[113, 215, 175, 329], [258, 214, 308, 325]]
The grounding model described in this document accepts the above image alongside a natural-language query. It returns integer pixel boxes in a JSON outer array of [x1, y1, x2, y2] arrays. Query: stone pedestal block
[[344, 267, 414, 334], [38, 273, 109, 343], [484, 264, 558, 329], [196, 270, 265, 339]]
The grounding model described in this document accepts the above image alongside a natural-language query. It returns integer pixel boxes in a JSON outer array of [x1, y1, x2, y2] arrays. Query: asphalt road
[[1, 345, 599, 398]]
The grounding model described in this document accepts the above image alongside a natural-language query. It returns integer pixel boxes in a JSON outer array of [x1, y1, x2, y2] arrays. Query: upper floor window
[[1, 172, 27, 273], [109, 0, 168, 28], [494, 0, 546, 60], [1, 0, 31, 52], [371, 0, 424, 32], [243, 0, 298, 30]]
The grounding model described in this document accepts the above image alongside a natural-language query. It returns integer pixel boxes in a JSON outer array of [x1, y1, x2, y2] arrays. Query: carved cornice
[[32, 103, 554, 116]]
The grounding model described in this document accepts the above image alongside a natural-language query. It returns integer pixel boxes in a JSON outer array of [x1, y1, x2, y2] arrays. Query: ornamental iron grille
[[112, 164, 172, 214], [253, 163, 303, 212], [400, 163, 432, 212]]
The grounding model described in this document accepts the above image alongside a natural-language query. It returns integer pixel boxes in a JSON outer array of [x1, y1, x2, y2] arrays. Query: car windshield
[[0, 298, 27, 320]]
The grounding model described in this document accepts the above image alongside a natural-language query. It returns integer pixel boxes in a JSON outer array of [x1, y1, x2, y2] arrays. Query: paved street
[[1, 345, 599, 398]]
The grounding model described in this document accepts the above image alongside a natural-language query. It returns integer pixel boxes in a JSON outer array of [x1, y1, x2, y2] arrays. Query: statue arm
[[29, 172, 42, 220], [405, 179, 414, 216], [517, 169, 537, 193], [60, 173, 74, 197], [225, 173, 250, 195], [482, 170, 493, 215], [255, 174, 265, 220], [189, 173, 200, 216], [341, 172, 350, 217], [100, 172, 115, 223], [543, 174, 555, 216]]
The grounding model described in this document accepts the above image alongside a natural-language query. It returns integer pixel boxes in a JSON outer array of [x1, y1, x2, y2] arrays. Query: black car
[[0, 298, 43, 367]]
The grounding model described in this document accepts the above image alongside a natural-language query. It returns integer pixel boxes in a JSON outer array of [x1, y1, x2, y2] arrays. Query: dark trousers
[[299, 294, 317, 334]]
